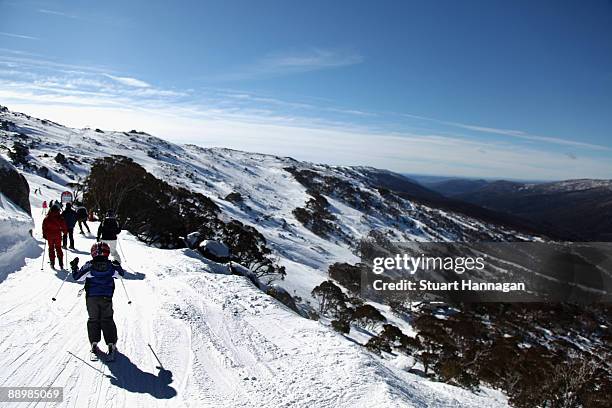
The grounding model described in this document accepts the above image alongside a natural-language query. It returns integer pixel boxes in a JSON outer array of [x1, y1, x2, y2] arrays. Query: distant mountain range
[[421, 178, 612, 241]]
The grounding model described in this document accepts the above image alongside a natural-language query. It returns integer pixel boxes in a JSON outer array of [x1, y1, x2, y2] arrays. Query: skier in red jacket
[[42, 204, 68, 269]]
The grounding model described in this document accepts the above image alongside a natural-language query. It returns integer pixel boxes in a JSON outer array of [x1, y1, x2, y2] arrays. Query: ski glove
[[70, 257, 80, 272]]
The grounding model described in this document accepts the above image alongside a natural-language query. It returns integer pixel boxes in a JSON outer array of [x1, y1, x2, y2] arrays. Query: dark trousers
[[86, 296, 118, 345], [62, 228, 74, 248], [78, 220, 90, 233]]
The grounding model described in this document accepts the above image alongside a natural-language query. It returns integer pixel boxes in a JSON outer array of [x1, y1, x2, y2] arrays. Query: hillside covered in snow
[[1, 105, 610, 407]]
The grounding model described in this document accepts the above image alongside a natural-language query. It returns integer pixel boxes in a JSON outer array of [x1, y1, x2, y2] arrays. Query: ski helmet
[[91, 242, 111, 258], [50, 204, 61, 212]]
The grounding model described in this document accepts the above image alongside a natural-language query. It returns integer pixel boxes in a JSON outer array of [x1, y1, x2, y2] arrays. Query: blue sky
[[1, 0, 611, 180]]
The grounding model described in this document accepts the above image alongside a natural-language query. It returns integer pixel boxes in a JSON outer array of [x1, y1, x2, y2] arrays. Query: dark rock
[[54, 153, 68, 165], [0, 157, 31, 215], [225, 191, 243, 203]]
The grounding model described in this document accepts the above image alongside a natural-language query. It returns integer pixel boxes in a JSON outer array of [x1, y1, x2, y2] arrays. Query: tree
[[366, 324, 420, 356], [328, 262, 362, 294], [351, 305, 386, 330], [331, 319, 350, 334], [84, 156, 144, 216], [311, 281, 346, 315]]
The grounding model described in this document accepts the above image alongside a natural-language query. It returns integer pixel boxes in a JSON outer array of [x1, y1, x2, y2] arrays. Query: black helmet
[[66, 202, 72, 209], [50, 204, 61, 212]]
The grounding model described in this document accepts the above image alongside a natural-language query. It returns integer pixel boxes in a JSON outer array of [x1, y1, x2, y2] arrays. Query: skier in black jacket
[[97, 210, 122, 264], [61, 203, 78, 249], [76, 206, 91, 234]]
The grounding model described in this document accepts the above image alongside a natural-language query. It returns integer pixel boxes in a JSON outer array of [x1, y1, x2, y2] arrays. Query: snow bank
[[0, 193, 37, 281]]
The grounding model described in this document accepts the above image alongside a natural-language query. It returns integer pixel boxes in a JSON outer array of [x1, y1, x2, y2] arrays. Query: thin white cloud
[[1, 58, 610, 180], [0, 32, 39, 40], [103, 74, 151, 88], [37, 9, 80, 19], [217, 48, 363, 80], [400, 113, 611, 151], [0, 54, 111, 73]]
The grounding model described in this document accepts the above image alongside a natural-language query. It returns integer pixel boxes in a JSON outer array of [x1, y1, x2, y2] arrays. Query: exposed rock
[[55, 152, 68, 165], [225, 191, 243, 203], [0, 156, 31, 215]]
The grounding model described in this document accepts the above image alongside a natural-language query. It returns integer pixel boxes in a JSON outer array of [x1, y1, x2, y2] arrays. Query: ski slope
[[0, 177, 509, 407]]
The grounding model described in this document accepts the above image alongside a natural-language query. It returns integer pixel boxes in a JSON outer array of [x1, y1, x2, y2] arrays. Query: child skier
[[70, 242, 125, 362]]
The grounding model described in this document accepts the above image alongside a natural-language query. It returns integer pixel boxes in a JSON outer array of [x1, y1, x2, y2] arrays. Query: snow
[[198, 240, 230, 258], [0, 107, 513, 407], [0, 192, 37, 282], [0, 178, 509, 407]]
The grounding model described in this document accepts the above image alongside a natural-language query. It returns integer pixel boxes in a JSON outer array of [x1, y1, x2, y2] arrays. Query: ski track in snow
[[0, 180, 508, 407]]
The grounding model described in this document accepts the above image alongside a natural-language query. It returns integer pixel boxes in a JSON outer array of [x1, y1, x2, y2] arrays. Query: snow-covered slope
[[0, 174, 508, 407], [0, 107, 533, 302]]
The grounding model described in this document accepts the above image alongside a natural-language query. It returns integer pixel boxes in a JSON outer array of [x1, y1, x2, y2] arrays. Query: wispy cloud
[[0, 31, 39, 40], [400, 113, 611, 151], [103, 74, 151, 88], [0, 54, 611, 180], [217, 48, 363, 81], [37, 8, 80, 19]]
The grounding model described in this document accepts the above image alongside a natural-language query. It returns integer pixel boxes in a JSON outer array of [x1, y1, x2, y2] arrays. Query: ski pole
[[52, 269, 71, 301], [64, 243, 69, 268], [147, 343, 164, 369], [41, 240, 47, 271], [119, 275, 132, 305]]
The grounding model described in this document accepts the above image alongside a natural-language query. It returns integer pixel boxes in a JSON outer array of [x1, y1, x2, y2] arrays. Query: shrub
[[331, 319, 350, 334], [292, 191, 344, 239], [328, 262, 362, 294], [351, 305, 386, 330], [8, 141, 29, 166], [225, 191, 243, 203]]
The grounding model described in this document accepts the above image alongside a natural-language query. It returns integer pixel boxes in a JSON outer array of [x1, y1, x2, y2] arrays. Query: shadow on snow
[[103, 352, 177, 399]]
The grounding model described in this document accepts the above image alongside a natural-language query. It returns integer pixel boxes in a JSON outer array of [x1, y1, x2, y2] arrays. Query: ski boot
[[107, 343, 117, 362], [90, 342, 100, 361]]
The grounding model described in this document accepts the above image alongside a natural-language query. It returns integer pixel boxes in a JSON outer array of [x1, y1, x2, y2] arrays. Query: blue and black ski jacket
[[72, 257, 125, 297]]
